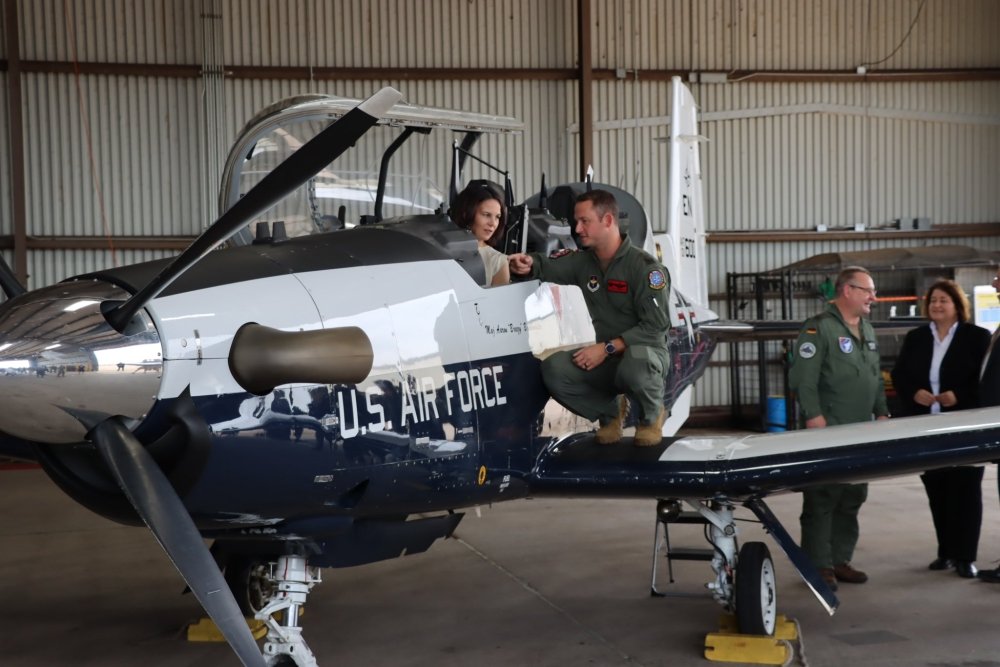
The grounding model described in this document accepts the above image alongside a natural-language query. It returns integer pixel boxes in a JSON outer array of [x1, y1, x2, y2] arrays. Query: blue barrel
[[766, 396, 787, 432]]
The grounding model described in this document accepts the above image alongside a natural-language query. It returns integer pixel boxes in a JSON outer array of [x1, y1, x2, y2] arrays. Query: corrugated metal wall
[[222, 0, 576, 68], [594, 0, 1000, 70], [18, 0, 202, 63], [3, 0, 999, 407], [19, 74, 205, 238]]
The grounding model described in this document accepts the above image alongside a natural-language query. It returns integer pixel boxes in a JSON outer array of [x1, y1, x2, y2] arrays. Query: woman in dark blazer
[[891, 279, 991, 578]]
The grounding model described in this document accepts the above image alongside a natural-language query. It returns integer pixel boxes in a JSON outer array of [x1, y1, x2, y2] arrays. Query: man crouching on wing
[[508, 189, 671, 447]]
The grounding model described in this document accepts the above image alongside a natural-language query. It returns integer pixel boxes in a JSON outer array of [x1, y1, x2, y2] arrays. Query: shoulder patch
[[805, 328, 817, 334], [549, 248, 575, 259], [798, 342, 817, 359], [648, 269, 666, 290]]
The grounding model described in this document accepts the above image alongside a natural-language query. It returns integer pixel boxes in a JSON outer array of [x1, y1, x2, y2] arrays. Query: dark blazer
[[980, 330, 1000, 408], [891, 321, 991, 417]]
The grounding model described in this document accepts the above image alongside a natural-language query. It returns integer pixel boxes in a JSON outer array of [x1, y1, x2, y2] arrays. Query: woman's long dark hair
[[450, 180, 507, 247]]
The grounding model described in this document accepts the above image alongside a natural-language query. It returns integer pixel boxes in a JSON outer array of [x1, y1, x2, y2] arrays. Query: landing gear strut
[[251, 555, 322, 667], [687, 499, 777, 636]]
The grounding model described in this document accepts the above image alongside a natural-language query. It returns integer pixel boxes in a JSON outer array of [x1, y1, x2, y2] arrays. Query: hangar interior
[[2, 2, 1000, 666], [2, 0, 998, 417]]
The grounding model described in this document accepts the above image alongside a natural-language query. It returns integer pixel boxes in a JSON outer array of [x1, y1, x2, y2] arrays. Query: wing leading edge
[[527, 407, 1000, 500]]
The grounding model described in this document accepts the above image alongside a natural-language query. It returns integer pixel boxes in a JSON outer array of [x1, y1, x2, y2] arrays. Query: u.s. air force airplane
[[2, 81, 1000, 667]]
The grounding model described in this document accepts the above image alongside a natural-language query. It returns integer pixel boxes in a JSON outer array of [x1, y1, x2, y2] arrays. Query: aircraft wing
[[527, 407, 1000, 500], [699, 318, 923, 341]]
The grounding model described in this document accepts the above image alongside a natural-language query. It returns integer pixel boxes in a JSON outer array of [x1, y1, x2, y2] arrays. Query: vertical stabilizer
[[665, 76, 708, 307]]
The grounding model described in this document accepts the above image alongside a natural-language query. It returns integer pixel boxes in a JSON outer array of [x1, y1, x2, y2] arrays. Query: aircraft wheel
[[225, 557, 274, 617], [735, 541, 777, 636]]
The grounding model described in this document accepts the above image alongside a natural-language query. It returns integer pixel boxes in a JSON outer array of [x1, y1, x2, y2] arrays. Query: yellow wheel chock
[[704, 613, 799, 664], [186, 617, 268, 642], [186, 607, 305, 643]]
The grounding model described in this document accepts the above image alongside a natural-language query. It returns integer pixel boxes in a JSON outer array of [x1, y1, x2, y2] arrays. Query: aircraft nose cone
[[0, 280, 162, 444]]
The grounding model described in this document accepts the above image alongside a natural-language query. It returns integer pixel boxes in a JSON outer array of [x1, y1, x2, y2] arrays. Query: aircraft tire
[[734, 541, 777, 636], [224, 557, 273, 617]]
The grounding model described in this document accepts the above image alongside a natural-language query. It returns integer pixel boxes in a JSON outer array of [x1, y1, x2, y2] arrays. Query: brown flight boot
[[595, 397, 628, 445], [833, 562, 868, 584], [633, 408, 667, 447]]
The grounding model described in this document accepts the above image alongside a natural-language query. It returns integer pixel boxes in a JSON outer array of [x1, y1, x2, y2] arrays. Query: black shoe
[[955, 561, 978, 578], [977, 567, 1000, 583], [928, 558, 953, 571]]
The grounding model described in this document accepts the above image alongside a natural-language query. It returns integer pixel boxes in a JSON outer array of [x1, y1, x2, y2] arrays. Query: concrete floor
[[3, 451, 1000, 666]]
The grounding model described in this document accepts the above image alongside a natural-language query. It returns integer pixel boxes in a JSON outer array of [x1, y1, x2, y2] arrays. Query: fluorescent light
[[0, 343, 12, 352], [43, 343, 61, 350]]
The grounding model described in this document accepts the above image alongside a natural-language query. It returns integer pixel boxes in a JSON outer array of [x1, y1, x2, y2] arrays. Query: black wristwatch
[[604, 340, 617, 356]]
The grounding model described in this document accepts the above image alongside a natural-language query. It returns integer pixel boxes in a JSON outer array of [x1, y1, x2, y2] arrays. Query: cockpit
[[218, 94, 651, 287], [219, 94, 524, 244]]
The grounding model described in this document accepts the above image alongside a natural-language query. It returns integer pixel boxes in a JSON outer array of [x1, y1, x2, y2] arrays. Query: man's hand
[[914, 389, 936, 407], [572, 344, 606, 372], [936, 390, 957, 408], [805, 415, 827, 429], [508, 253, 533, 276]]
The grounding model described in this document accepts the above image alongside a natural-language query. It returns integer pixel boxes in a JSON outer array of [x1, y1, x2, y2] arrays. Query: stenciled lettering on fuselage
[[335, 364, 507, 439]]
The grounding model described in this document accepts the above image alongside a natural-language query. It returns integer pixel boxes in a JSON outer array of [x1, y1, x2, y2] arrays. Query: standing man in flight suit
[[508, 189, 671, 447], [789, 266, 890, 591]]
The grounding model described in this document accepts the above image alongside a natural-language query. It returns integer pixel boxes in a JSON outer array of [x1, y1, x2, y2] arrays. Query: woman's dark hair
[[922, 278, 970, 322], [450, 180, 506, 247]]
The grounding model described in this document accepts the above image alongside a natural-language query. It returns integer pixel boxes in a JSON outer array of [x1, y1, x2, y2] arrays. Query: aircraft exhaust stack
[[228, 323, 374, 396]]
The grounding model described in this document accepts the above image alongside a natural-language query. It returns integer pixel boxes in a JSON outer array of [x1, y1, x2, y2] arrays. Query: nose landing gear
[[250, 555, 322, 667]]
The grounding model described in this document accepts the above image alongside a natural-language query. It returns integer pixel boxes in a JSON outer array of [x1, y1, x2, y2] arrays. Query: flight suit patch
[[648, 270, 666, 290], [839, 337, 854, 353], [550, 248, 574, 259], [587, 275, 600, 292], [867, 340, 877, 351], [607, 279, 628, 294], [799, 342, 816, 359]]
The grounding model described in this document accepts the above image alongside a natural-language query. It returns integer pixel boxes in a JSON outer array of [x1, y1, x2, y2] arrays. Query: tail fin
[[664, 76, 708, 306]]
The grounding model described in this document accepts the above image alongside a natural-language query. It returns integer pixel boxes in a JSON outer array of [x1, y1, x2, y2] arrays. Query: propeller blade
[[106, 86, 403, 333], [90, 417, 266, 667], [0, 253, 26, 299]]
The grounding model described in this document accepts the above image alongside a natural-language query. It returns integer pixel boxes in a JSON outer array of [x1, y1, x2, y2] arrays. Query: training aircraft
[[2, 80, 1000, 667]]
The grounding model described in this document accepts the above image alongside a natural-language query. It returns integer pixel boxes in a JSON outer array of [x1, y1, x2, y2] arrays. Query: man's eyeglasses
[[848, 284, 877, 297]]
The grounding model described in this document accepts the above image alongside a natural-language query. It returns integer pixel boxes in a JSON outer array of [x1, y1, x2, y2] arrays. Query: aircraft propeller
[[0, 86, 402, 667], [91, 417, 268, 666], [0, 254, 26, 300]]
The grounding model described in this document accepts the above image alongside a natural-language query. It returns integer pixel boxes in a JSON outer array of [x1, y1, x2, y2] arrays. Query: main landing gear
[[663, 499, 778, 636], [227, 554, 322, 667]]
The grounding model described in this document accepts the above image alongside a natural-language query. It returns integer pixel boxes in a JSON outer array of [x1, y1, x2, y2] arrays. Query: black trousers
[[920, 466, 984, 562]]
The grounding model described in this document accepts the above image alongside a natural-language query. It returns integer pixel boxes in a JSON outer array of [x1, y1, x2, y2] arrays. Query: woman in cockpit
[[450, 181, 510, 287]]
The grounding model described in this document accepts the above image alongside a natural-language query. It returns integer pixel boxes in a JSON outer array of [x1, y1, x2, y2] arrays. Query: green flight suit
[[527, 234, 671, 424], [789, 302, 889, 570]]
